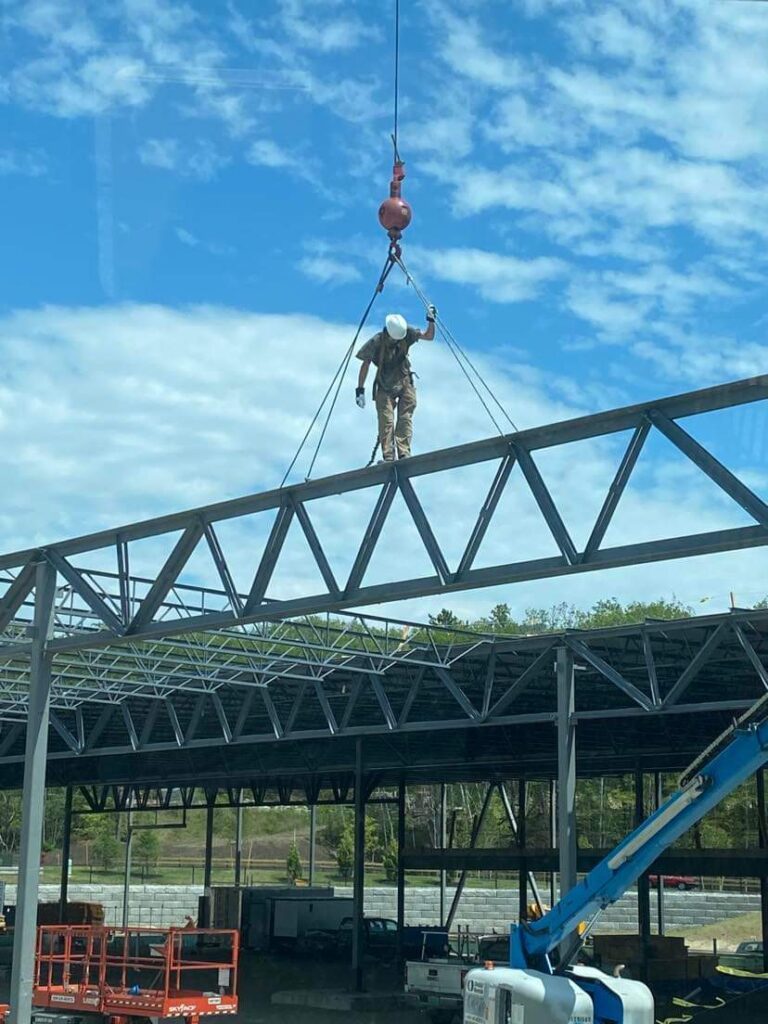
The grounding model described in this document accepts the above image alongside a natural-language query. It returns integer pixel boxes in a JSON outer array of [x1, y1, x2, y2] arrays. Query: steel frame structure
[[0, 595, 767, 780], [5, 374, 768, 1020]]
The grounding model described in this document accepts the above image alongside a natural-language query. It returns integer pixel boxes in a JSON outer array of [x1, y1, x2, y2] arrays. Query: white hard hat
[[385, 313, 407, 340]]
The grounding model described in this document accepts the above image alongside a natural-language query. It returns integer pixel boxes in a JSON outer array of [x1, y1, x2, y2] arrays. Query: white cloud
[[0, 148, 47, 176], [138, 137, 179, 170], [174, 226, 235, 256], [279, 0, 380, 53], [432, 5, 522, 90], [138, 137, 230, 180], [409, 246, 567, 303], [175, 227, 199, 247], [298, 256, 362, 286]]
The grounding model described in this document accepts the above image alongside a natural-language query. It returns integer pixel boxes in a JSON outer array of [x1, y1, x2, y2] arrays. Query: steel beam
[[557, 647, 577, 898], [654, 772, 665, 936], [396, 780, 406, 965], [9, 560, 56, 1024], [439, 783, 447, 927], [308, 803, 317, 886], [635, 770, 651, 954], [352, 738, 365, 992], [757, 770, 768, 974], [234, 800, 243, 886], [59, 785, 73, 920]]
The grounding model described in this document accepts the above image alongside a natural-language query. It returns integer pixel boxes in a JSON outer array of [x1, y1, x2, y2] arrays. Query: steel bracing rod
[[565, 638, 653, 711], [445, 782, 496, 931], [456, 453, 515, 579], [127, 522, 205, 633], [514, 445, 577, 564], [582, 421, 651, 562], [663, 622, 728, 706], [733, 624, 768, 691], [43, 551, 125, 635], [649, 410, 768, 528]]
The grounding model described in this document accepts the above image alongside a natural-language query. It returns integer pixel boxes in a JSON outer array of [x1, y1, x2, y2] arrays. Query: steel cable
[[394, 255, 519, 434], [280, 252, 395, 486]]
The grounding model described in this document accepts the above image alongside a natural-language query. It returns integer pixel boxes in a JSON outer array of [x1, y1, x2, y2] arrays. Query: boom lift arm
[[510, 693, 768, 973]]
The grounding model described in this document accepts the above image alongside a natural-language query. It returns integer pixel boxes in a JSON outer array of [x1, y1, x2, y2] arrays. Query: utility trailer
[[31, 925, 238, 1024], [459, 692, 768, 1024]]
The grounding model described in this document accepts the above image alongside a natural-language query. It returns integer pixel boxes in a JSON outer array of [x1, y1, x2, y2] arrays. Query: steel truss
[[0, 591, 766, 779], [0, 375, 767, 658]]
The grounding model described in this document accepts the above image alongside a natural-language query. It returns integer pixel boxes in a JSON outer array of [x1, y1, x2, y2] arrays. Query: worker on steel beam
[[355, 307, 436, 461]]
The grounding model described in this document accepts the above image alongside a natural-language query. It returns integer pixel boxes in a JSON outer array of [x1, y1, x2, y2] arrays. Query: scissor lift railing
[[33, 926, 239, 1023]]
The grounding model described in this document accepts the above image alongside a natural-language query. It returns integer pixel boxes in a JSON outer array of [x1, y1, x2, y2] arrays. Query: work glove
[[426, 304, 437, 322], [355, 387, 366, 409]]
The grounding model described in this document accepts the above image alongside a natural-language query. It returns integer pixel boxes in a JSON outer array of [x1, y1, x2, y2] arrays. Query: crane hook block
[[378, 159, 412, 243]]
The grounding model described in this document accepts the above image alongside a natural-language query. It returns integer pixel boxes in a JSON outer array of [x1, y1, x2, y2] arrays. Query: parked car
[[648, 874, 699, 891], [337, 916, 398, 959]]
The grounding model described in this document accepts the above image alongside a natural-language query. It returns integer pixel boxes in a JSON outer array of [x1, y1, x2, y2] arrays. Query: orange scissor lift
[[31, 926, 239, 1024]]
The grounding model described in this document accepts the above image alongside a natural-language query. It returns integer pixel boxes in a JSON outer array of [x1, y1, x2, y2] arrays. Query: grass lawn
[[670, 911, 763, 952]]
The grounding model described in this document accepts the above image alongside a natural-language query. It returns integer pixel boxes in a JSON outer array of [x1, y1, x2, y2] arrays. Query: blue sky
[[2, 0, 768, 621]]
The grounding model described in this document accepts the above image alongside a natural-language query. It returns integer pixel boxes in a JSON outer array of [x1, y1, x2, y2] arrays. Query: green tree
[[336, 825, 354, 882], [134, 830, 160, 870], [382, 841, 398, 883], [486, 603, 515, 632], [365, 815, 381, 862], [286, 842, 302, 883], [429, 608, 466, 628], [92, 820, 120, 871]]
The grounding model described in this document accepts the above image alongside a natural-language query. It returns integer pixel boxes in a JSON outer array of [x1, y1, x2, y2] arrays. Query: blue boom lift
[[464, 693, 768, 1024]]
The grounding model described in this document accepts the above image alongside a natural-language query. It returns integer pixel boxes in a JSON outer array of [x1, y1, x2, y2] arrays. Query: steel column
[[757, 769, 768, 974], [352, 738, 365, 992], [548, 779, 556, 908], [9, 560, 56, 1024], [518, 779, 527, 922], [557, 647, 577, 897], [58, 784, 73, 920], [635, 770, 651, 951], [654, 772, 666, 935], [199, 801, 214, 926], [309, 803, 317, 886], [439, 784, 447, 927], [122, 810, 133, 927], [234, 803, 243, 886], [396, 781, 406, 965]]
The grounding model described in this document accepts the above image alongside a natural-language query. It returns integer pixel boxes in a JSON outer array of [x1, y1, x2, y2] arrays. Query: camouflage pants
[[375, 382, 417, 460]]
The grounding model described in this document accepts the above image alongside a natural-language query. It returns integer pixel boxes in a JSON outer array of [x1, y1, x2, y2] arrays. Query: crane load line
[[282, 250, 520, 484]]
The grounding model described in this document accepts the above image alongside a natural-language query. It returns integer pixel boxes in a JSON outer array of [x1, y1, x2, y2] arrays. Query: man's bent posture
[[355, 307, 436, 461]]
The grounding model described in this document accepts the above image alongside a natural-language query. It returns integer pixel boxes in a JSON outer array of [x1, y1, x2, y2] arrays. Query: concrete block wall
[[4, 884, 203, 927], [2, 884, 760, 933], [335, 886, 761, 935]]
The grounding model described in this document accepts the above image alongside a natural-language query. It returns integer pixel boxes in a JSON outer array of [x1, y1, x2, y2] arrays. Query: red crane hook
[[378, 158, 412, 256]]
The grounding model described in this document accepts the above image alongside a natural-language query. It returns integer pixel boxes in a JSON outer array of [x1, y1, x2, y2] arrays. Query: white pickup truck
[[405, 935, 509, 1023]]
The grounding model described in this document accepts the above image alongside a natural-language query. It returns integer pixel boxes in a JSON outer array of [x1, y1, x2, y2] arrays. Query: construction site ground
[[0, 945, 766, 1022]]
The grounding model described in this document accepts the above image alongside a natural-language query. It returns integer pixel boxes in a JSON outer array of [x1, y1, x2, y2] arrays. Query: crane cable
[[393, 0, 400, 156], [394, 254, 519, 434], [280, 251, 396, 486]]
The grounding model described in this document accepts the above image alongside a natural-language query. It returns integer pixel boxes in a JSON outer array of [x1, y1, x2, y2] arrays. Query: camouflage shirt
[[356, 327, 420, 393]]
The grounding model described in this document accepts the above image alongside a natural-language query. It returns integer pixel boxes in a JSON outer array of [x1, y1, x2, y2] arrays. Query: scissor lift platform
[[33, 925, 239, 1023]]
